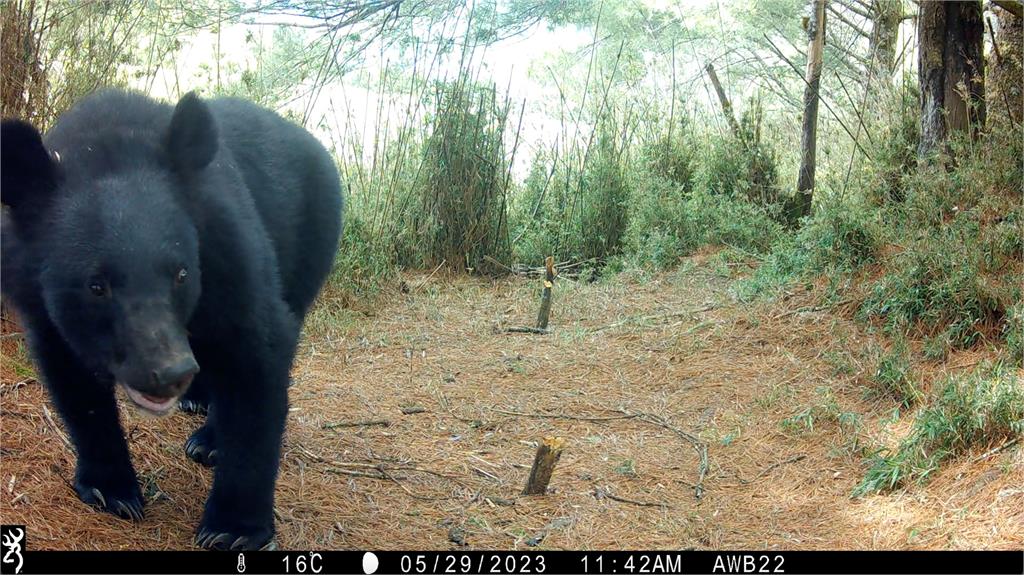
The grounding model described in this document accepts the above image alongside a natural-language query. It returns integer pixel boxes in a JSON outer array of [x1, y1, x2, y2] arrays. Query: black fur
[[1, 89, 343, 550]]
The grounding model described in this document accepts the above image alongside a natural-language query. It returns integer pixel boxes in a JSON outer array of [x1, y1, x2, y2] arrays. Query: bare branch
[[827, 3, 872, 38]]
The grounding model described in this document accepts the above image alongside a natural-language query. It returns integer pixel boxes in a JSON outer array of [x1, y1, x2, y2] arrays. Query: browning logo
[[0, 525, 25, 575]]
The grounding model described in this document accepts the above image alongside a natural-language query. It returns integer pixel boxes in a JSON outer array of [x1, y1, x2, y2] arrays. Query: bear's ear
[[166, 92, 218, 173], [1, 119, 59, 215]]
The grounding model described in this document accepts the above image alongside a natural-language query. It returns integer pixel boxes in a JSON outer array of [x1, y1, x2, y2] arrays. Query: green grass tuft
[[853, 365, 1024, 496]]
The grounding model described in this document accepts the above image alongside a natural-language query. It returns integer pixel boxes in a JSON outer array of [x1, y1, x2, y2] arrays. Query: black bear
[[1, 89, 343, 550]]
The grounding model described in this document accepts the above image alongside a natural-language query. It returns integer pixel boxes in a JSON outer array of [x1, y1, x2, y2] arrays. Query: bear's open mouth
[[121, 385, 179, 415]]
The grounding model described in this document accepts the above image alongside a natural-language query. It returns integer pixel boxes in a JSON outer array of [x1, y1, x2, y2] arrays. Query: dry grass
[[1, 256, 1021, 550]]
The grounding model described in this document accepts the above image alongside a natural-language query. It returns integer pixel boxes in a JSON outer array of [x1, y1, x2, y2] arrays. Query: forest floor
[[1, 252, 1021, 550]]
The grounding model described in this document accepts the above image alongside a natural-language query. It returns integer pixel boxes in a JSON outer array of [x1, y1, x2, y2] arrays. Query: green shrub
[[699, 98, 780, 209], [575, 125, 632, 262], [739, 200, 882, 299], [641, 122, 696, 193], [624, 175, 783, 271], [417, 80, 512, 273], [1005, 301, 1024, 367], [864, 80, 919, 206], [871, 336, 922, 407], [858, 222, 1003, 348], [854, 365, 1024, 496], [323, 215, 397, 304]]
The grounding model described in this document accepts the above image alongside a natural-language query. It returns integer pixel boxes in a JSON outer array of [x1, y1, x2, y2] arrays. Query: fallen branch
[[42, 405, 72, 450], [322, 419, 390, 429], [408, 260, 446, 294], [618, 410, 709, 499], [591, 305, 715, 333], [505, 327, 550, 335], [593, 486, 672, 509], [492, 408, 639, 422], [324, 467, 390, 479], [731, 454, 807, 485], [772, 299, 853, 320], [296, 446, 460, 481], [972, 439, 1019, 463]]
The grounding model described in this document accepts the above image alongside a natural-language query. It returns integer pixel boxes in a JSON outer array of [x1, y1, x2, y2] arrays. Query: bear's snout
[[151, 355, 199, 395]]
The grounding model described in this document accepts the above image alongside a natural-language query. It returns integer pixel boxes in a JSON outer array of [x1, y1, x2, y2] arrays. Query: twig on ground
[[482, 255, 515, 274], [324, 467, 390, 479], [972, 439, 1019, 463], [591, 305, 715, 333], [410, 260, 446, 293], [296, 446, 457, 479], [617, 410, 709, 499], [322, 419, 390, 429], [42, 406, 72, 450], [593, 486, 672, 509], [772, 299, 853, 320], [492, 408, 639, 422], [432, 385, 485, 425], [473, 466, 501, 482], [730, 454, 808, 485], [505, 327, 550, 335]]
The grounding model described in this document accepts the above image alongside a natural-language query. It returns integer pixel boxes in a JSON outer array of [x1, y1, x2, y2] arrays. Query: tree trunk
[[795, 0, 826, 219], [867, 0, 901, 86], [917, 1, 986, 162], [989, 2, 1023, 127]]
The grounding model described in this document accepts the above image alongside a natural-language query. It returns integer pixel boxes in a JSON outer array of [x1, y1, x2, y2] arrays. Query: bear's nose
[[151, 356, 199, 393]]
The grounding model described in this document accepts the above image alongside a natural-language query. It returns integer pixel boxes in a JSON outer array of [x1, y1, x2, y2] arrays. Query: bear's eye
[[89, 282, 106, 297], [175, 267, 188, 285]]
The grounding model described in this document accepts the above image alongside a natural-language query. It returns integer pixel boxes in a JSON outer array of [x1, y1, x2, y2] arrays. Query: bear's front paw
[[196, 520, 275, 551], [185, 424, 218, 467], [178, 397, 209, 415], [74, 468, 144, 521]]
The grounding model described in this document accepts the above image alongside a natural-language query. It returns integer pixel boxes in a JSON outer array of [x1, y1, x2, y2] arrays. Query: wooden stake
[[535, 256, 556, 330], [522, 436, 566, 495]]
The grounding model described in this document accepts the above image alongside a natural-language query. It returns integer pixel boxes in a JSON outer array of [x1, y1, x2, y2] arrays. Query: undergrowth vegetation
[[854, 364, 1024, 496]]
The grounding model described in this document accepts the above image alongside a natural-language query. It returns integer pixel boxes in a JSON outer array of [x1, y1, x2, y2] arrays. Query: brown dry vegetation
[[1, 256, 1021, 550]]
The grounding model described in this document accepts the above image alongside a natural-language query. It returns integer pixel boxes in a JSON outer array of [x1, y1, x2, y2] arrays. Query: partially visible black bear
[[1, 89, 343, 550]]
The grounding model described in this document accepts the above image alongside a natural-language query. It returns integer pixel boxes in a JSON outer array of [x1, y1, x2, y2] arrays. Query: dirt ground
[[1, 255, 1021, 550]]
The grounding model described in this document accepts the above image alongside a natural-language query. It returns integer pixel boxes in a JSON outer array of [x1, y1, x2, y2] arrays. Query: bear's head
[[1, 92, 218, 415]]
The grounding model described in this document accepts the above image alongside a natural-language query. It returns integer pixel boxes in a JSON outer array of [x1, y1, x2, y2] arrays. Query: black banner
[[8, 550, 1023, 575]]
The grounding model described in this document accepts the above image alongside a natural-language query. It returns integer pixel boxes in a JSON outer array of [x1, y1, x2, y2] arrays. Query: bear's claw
[[185, 438, 218, 467], [179, 398, 209, 415], [196, 527, 276, 551], [75, 481, 144, 521], [185, 425, 218, 467]]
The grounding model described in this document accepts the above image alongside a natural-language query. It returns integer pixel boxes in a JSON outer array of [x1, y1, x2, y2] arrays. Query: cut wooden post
[[535, 256, 556, 330], [522, 436, 566, 495], [704, 63, 741, 138]]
